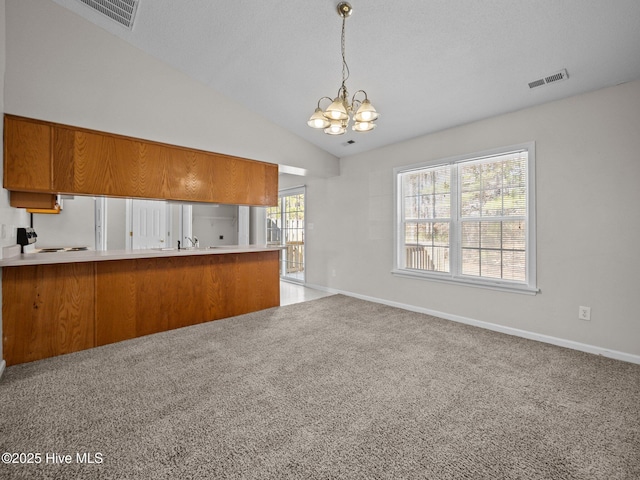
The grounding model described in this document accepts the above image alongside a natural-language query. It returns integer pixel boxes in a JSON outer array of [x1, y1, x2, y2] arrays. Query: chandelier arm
[[317, 96, 334, 109], [351, 89, 368, 107]]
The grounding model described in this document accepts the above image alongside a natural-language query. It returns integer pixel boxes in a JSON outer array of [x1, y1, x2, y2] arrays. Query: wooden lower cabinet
[[2, 251, 280, 366], [2, 263, 95, 366]]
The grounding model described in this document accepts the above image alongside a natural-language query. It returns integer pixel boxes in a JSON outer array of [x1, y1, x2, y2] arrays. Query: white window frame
[[392, 142, 538, 294]]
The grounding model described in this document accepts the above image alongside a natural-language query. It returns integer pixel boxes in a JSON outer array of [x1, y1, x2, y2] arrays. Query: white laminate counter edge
[[0, 245, 286, 267]]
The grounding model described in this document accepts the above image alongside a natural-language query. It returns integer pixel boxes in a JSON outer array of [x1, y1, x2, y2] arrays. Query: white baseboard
[[306, 284, 640, 365], [0, 360, 6, 380]]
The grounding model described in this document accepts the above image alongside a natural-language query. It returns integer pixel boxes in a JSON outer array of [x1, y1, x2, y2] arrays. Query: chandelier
[[307, 2, 379, 135]]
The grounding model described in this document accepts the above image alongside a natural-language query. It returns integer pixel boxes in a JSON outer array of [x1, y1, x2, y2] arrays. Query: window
[[394, 143, 537, 294]]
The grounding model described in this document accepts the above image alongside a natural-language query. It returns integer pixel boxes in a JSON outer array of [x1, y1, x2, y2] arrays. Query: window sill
[[391, 269, 540, 295]]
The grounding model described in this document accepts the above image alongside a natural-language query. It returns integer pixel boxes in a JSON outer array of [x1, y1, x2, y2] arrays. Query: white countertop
[[0, 245, 285, 267]]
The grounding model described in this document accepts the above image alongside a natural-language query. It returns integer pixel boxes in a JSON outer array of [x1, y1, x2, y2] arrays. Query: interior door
[[131, 199, 169, 249]]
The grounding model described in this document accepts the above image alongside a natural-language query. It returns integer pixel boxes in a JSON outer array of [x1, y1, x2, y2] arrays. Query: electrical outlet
[[578, 306, 591, 321]]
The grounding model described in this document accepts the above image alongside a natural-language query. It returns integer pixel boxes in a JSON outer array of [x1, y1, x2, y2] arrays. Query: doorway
[[267, 186, 305, 283]]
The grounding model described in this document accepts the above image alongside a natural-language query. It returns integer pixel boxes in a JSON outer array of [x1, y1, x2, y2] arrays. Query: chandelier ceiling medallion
[[307, 2, 379, 135]]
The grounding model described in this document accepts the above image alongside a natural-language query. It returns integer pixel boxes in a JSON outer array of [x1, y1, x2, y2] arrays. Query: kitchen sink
[[36, 246, 90, 253], [151, 246, 244, 252]]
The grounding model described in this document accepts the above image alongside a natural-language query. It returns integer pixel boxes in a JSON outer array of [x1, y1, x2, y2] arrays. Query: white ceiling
[[51, 0, 640, 159]]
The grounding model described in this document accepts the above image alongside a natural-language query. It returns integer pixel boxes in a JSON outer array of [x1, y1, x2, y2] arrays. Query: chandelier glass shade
[[307, 2, 378, 135]]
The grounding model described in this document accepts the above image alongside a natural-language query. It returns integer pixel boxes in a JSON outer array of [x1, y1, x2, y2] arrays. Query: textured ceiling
[[51, 0, 640, 159]]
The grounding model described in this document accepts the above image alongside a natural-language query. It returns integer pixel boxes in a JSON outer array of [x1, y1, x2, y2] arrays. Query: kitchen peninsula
[[1, 246, 281, 366]]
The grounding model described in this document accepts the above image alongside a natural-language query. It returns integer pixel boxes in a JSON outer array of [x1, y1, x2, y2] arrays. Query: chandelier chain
[[341, 14, 350, 95]]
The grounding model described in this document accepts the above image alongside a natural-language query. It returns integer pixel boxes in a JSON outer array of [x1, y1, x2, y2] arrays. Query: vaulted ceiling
[[51, 0, 640, 158]]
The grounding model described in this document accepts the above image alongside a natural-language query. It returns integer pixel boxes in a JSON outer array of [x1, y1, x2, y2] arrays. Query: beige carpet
[[1, 294, 639, 479]]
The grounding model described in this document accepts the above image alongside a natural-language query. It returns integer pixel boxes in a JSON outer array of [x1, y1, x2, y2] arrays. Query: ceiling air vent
[[528, 69, 569, 89], [78, 0, 139, 29]]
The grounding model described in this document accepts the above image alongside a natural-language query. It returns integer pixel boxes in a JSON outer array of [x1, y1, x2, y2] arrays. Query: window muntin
[[395, 144, 536, 293]]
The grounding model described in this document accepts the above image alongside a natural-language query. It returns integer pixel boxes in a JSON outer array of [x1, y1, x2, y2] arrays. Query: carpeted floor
[[1, 294, 639, 479]]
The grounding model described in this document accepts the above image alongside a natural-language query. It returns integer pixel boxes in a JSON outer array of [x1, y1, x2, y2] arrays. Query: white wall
[[1, 0, 30, 369], [31, 197, 96, 249], [4, 0, 339, 179], [106, 197, 127, 250], [304, 80, 640, 359], [192, 204, 238, 247], [29, 196, 147, 251], [250, 207, 267, 245]]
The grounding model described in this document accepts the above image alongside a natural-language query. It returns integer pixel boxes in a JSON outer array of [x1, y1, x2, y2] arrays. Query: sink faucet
[[185, 236, 199, 248]]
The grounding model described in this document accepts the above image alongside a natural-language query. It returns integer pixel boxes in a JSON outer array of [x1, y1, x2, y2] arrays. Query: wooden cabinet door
[[263, 162, 279, 206], [71, 130, 141, 196], [139, 141, 211, 201], [3, 116, 51, 191], [233, 251, 280, 313], [95, 260, 138, 346], [2, 264, 95, 366], [207, 155, 267, 205]]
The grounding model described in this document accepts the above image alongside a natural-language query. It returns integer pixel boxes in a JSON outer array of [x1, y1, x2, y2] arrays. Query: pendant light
[[307, 2, 379, 135]]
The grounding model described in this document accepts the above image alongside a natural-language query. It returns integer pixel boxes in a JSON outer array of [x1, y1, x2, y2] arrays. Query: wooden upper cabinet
[[140, 141, 211, 201], [3, 116, 52, 191], [4, 114, 278, 206], [71, 130, 141, 197]]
